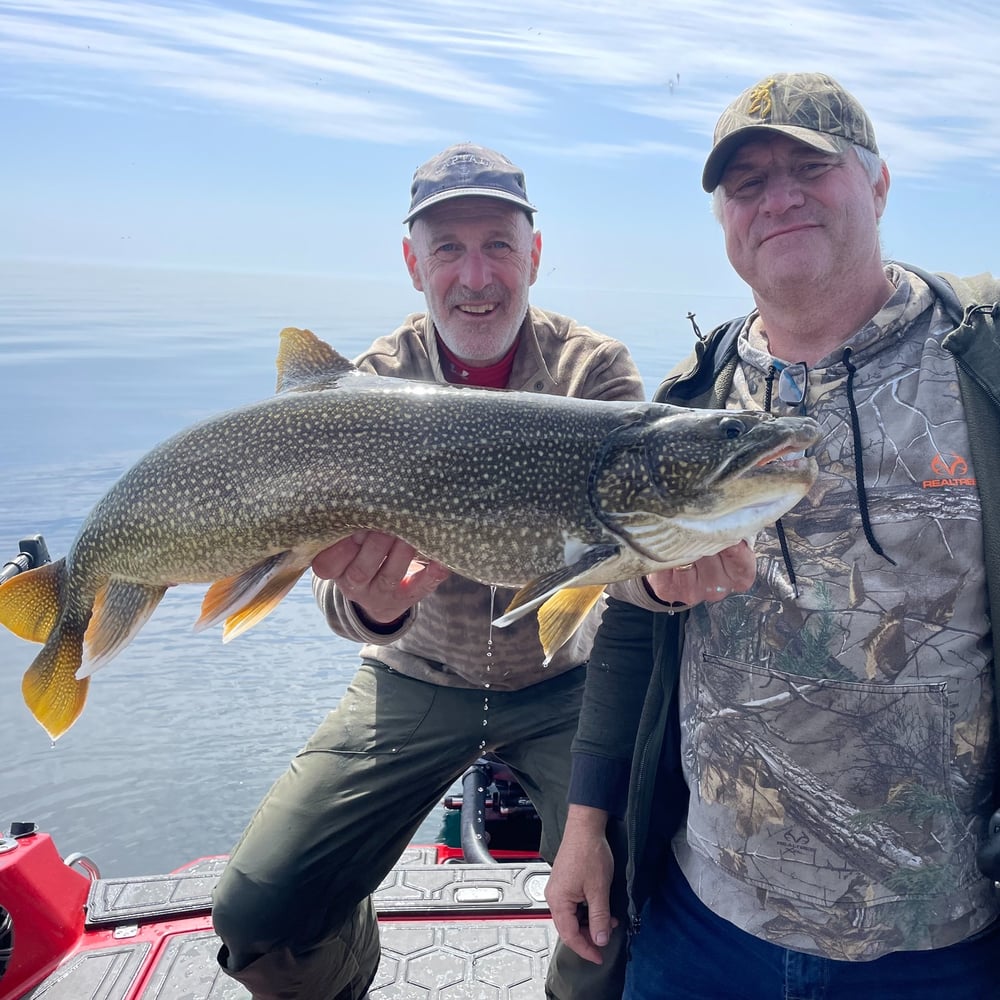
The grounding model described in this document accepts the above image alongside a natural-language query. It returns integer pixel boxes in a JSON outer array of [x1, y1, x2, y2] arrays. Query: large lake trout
[[1, 328, 820, 737]]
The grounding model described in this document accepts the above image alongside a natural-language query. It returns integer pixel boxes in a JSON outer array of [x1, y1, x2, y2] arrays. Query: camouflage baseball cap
[[403, 143, 537, 224], [702, 72, 879, 192]]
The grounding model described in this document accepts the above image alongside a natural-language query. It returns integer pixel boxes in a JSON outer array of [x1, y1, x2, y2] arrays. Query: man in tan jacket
[[213, 143, 643, 999]]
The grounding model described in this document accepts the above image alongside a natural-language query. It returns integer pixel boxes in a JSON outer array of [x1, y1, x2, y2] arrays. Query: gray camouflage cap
[[702, 72, 879, 192], [403, 143, 537, 224]]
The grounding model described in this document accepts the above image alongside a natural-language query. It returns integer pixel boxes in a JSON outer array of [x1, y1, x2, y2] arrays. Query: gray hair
[[710, 144, 885, 222]]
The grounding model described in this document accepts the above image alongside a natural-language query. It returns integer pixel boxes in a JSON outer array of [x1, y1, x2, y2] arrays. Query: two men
[[548, 72, 1000, 999], [212, 144, 641, 999]]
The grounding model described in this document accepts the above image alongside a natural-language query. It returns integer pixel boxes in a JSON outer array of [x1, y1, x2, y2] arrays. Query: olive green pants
[[212, 661, 626, 999]]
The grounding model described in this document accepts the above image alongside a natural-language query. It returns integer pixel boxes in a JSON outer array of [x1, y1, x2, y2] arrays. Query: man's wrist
[[642, 576, 689, 610], [565, 803, 610, 835], [352, 603, 410, 634]]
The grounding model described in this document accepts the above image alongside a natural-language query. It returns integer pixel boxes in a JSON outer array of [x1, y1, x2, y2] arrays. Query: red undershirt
[[436, 333, 519, 389]]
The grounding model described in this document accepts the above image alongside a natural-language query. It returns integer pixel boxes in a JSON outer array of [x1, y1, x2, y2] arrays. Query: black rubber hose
[[460, 761, 497, 864], [0, 907, 13, 981]]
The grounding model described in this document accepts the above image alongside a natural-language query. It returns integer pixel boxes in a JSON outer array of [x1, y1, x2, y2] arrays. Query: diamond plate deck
[[24, 851, 556, 999]]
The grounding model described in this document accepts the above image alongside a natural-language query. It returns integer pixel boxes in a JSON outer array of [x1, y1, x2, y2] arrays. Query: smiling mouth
[[456, 303, 497, 315], [762, 224, 818, 243]]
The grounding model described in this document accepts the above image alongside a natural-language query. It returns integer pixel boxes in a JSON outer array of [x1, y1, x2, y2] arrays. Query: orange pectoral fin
[[0, 558, 67, 644], [536, 585, 607, 664], [21, 626, 89, 739]]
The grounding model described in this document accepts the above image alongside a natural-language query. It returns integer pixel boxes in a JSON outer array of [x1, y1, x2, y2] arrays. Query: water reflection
[[0, 258, 744, 877]]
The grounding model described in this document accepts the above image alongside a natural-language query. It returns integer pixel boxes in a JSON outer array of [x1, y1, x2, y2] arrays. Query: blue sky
[[2, 0, 997, 306]]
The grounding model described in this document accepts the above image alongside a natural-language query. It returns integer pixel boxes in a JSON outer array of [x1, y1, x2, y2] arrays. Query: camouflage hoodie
[[576, 265, 1000, 960], [312, 305, 644, 691]]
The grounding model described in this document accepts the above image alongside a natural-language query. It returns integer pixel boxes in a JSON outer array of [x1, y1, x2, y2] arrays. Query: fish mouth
[[704, 420, 821, 487]]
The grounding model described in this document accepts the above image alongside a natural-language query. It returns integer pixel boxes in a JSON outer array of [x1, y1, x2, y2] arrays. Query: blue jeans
[[625, 853, 1000, 1000]]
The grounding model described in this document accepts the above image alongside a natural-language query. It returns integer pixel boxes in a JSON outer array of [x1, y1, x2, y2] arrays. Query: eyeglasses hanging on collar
[[776, 362, 808, 406]]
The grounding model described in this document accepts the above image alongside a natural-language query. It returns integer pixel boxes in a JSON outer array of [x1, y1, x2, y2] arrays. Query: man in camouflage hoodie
[[547, 72, 1000, 999]]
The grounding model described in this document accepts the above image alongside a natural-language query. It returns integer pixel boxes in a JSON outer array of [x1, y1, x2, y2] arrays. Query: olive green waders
[[212, 661, 626, 999]]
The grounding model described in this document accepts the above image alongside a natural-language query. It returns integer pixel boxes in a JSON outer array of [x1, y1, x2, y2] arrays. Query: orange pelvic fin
[[196, 552, 308, 640]]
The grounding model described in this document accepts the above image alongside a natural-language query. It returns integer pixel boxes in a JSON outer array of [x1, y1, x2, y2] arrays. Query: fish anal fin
[[79, 580, 169, 678], [22, 627, 89, 739], [537, 585, 607, 663], [0, 558, 67, 643], [221, 565, 308, 641], [493, 544, 620, 627], [275, 327, 360, 393]]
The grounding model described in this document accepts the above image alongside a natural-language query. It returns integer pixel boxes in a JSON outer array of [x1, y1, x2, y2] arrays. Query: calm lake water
[[0, 258, 748, 877]]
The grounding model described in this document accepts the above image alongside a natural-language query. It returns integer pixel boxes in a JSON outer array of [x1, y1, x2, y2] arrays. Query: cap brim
[[403, 187, 537, 225], [701, 125, 850, 192]]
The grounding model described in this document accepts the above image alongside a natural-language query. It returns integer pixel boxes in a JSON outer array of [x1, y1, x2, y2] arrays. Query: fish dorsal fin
[[492, 543, 620, 628], [275, 327, 360, 393]]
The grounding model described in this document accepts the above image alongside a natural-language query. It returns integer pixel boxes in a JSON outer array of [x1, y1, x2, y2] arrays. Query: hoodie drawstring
[[842, 347, 896, 566], [763, 365, 800, 595]]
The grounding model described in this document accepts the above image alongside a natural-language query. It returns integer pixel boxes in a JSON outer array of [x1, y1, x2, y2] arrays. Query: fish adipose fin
[[537, 585, 607, 663], [196, 551, 308, 641], [78, 580, 169, 677], [275, 327, 360, 393], [0, 558, 66, 643]]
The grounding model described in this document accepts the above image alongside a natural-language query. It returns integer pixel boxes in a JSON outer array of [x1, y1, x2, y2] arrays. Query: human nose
[[458, 249, 491, 289], [759, 169, 806, 214]]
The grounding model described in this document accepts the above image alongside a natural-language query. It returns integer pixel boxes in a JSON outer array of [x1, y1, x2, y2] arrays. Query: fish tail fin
[[22, 627, 89, 739], [78, 580, 169, 678], [196, 552, 307, 640], [536, 585, 607, 664], [0, 557, 67, 643]]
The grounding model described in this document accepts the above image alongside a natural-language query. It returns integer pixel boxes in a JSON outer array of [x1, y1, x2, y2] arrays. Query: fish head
[[592, 407, 820, 566]]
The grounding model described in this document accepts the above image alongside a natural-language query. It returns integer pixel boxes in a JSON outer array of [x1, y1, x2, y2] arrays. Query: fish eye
[[719, 416, 747, 439]]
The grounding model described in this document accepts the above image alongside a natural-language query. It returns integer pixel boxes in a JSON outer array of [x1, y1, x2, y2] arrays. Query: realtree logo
[[924, 453, 975, 488]]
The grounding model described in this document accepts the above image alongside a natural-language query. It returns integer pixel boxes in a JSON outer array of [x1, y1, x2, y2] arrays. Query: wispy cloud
[[1, 0, 998, 175]]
